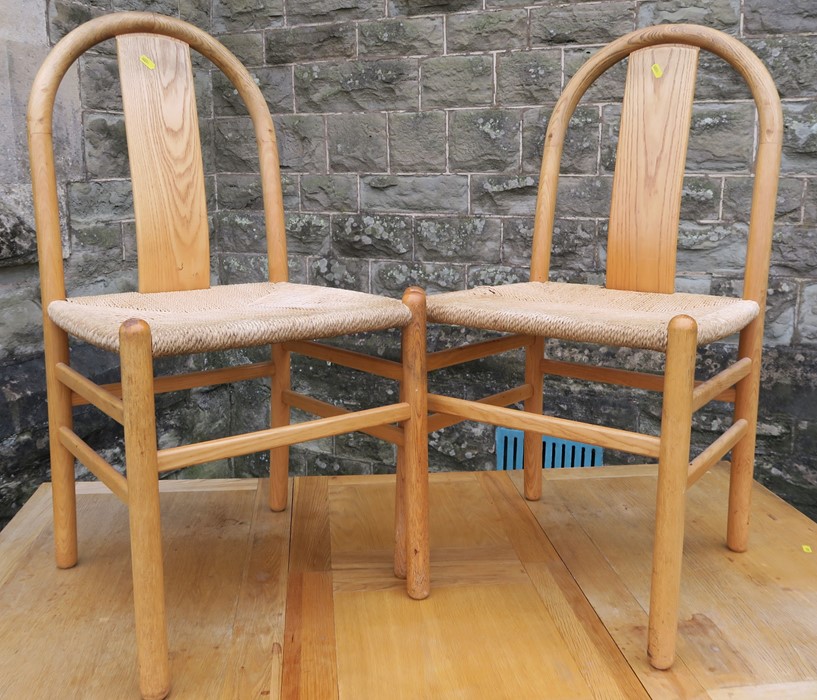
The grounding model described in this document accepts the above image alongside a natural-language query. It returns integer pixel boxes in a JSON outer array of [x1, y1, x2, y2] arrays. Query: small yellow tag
[[139, 55, 156, 70], [804, 545, 813, 553], [651, 63, 663, 79]]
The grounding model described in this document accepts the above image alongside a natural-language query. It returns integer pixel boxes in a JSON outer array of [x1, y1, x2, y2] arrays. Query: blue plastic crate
[[495, 427, 603, 470]]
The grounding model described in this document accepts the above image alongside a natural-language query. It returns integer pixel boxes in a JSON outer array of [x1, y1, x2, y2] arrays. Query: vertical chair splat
[[117, 34, 209, 293], [606, 45, 699, 294]]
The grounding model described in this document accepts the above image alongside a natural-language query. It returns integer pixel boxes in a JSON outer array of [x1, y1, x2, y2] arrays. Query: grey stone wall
[[2, 0, 817, 527]]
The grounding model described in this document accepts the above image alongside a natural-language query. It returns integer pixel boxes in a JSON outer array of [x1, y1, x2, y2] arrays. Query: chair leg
[[44, 321, 78, 568], [394, 350, 408, 579], [393, 447, 407, 580], [120, 320, 171, 700], [269, 342, 291, 512], [402, 287, 429, 600], [726, 321, 762, 553], [648, 315, 697, 671], [523, 336, 545, 500]]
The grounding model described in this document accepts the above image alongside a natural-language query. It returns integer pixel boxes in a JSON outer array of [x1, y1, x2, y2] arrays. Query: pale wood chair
[[28, 12, 429, 699], [424, 25, 782, 669]]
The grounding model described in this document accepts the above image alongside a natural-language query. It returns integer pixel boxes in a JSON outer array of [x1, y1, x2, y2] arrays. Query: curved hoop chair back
[[28, 14, 429, 699], [531, 24, 782, 304], [423, 25, 783, 673], [28, 11, 287, 302]]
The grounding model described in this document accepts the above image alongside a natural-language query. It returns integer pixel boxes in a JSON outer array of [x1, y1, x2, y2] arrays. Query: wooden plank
[[671, 467, 817, 687], [219, 479, 292, 700], [157, 489, 264, 699], [280, 573, 338, 700], [329, 472, 526, 593], [331, 472, 638, 698], [607, 45, 699, 293], [528, 466, 817, 693], [478, 471, 653, 699], [334, 583, 598, 700], [541, 463, 658, 481], [0, 492, 140, 698], [331, 552, 529, 594], [708, 681, 817, 699], [697, 467, 817, 588], [117, 34, 209, 293], [288, 477, 332, 574], [282, 476, 339, 700], [0, 485, 272, 700], [327, 479, 398, 570], [4, 469, 817, 699], [0, 483, 52, 589], [508, 471, 711, 699], [325, 471, 476, 487], [328, 476, 512, 574], [476, 471, 554, 564]]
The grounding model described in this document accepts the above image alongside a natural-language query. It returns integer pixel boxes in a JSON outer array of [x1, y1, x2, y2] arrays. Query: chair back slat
[[117, 33, 209, 293], [605, 45, 699, 294]]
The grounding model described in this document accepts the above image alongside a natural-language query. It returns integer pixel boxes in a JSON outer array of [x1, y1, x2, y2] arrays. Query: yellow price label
[[651, 63, 663, 79], [139, 55, 156, 70], [804, 545, 813, 553]]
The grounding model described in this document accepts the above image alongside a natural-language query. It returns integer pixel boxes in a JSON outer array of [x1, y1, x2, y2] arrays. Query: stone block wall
[[2, 0, 817, 526]]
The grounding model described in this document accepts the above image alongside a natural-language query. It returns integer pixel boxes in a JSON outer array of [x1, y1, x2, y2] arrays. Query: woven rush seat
[[426, 281, 759, 352], [49, 282, 412, 356]]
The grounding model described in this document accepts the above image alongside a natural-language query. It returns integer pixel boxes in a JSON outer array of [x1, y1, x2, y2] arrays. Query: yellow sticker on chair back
[[139, 54, 156, 70], [651, 63, 663, 78]]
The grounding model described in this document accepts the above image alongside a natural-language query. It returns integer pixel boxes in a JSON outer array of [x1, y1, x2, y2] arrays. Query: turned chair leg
[[120, 320, 171, 700], [269, 342, 291, 512], [648, 315, 697, 670], [44, 321, 78, 569], [726, 321, 762, 552], [393, 448, 407, 580], [523, 336, 546, 501], [402, 287, 430, 600]]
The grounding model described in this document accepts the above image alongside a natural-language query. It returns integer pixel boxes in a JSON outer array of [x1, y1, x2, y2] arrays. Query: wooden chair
[[424, 24, 782, 669], [28, 12, 429, 699]]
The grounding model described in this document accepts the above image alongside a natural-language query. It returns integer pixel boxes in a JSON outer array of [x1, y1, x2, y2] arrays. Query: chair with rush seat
[[423, 25, 782, 668], [28, 13, 428, 699]]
